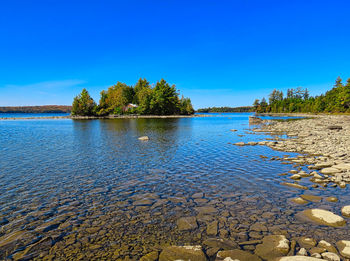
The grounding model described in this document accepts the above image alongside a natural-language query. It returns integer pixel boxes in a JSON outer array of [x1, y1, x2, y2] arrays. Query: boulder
[[341, 205, 350, 217], [216, 249, 261, 261], [300, 209, 346, 227], [159, 245, 207, 261], [255, 235, 290, 260], [336, 240, 350, 258], [297, 237, 317, 249]]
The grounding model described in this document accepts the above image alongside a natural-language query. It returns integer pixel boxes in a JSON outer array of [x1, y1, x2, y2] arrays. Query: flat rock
[[336, 240, 350, 258], [203, 238, 239, 250], [297, 237, 317, 249], [332, 163, 350, 170], [301, 209, 346, 227], [195, 206, 217, 214], [216, 249, 261, 261], [250, 223, 268, 232], [318, 240, 337, 253], [234, 142, 245, 146], [341, 205, 350, 217], [326, 197, 338, 203], [282, 182, 308, 190], [255, 235, 290, 260], [159, 245, 207, 261], [206, 221, 218, 236], [320, 167, 339, 175], [300, 194, 322, 203], [177, 216, 198, 231]]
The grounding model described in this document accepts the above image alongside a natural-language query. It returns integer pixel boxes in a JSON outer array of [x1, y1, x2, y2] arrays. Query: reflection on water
[[0, 114, 349, 260]]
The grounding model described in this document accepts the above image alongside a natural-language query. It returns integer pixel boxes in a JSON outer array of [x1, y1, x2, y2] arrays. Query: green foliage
[[253, 77, 350, 114], [71, 78, 194, 116], [71, 89, 97, 116], [197, 106, 253, 113], [149, 79, 180, 115]]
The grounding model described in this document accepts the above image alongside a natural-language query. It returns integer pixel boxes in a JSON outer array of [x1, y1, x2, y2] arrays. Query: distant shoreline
[[0, 114, 211, 120]]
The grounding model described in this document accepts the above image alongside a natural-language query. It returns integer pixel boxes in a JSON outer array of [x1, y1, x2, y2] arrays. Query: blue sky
[[1, 0, 350, 108]]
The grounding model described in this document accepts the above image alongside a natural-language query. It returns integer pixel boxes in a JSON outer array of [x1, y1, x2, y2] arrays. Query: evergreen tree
[[71, 89, 97, 116]]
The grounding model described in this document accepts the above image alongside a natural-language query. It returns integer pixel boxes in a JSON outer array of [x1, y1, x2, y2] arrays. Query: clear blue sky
[[1, 0, 350, 109]]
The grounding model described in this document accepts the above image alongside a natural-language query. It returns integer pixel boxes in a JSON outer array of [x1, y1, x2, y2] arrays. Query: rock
[[301, 209, 346, 227], [326, 197, 338, 203], [309, 247, 326, 255], [291, 197, 308, 205], [138, 136, 149, 141], [276, 257, 322, 261], [133, 199, 154, 206], [254, 235, 290, 260], [177, 217, 198, 231], [247, 141, 258, 145], [234, 142, 245, 146], [318, 240, 337, 253], [159, 245, 207, 261], [320, 168, 339, 175], [311, 253, 321, 258], [327, 125, 342, 130], [250, 223, 268, 232], [140, 251, 159, 261], [300, 194, 321, 203], [296, 248, 307, 256], [341, 205, 350, 217], [336, 240, 350, 258], [297, 237, 317, 249], [215, 249, 262, 261], [332, 163, 350, 170], [321, 252, 340, 261], [207, 221, 218, 236], [290, 174, 301, 180], [282, 182, 308, 190], [203, 238, 239, 250], [230, 129, 237, 132], [195, 206, 217, 214]]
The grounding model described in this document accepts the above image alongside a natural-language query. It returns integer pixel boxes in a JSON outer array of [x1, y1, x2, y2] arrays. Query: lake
[[0, 113, 349, 260]]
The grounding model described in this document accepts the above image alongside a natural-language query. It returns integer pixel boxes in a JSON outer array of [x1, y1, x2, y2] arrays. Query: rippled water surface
[[0, 113, 349, 260]]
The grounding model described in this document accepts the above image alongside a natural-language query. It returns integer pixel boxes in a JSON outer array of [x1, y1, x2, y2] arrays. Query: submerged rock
[[159, 245, 207, 261], [177, 216, 198, 231], [300, 194, 321, 203], [301, 209, 346, 227], [281, 182, 308, 190], [291, 197, 308, 205], [255, 235, 290, 260], [216, 249, 261, 261]]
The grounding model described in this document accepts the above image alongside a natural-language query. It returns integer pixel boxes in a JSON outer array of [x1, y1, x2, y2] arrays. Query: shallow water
[[0, 113, 349, 260]]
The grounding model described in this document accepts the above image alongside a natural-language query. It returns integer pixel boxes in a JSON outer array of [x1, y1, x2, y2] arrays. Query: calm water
[[0, 113, 69, 118], [0, 113, 349, 260]]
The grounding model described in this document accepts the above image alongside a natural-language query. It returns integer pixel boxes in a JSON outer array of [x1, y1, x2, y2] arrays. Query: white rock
[[296, 248, 307, 256], [321, 252, 340, 261], [332, 163, 350, 170], [341, 205, 350, 217], [301, 209, 346, 227], [320, 167, 340, 175], [138, 136, 149, 141]]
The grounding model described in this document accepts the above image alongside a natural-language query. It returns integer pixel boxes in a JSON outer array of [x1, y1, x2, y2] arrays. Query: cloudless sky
[[1, 0, 350, 108]]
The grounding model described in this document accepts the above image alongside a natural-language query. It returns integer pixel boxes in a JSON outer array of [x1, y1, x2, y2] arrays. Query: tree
[[149, 79, 180, 115], [71, 89, 97, 116], [253, 99, 260, 111], [179, 96, 194, 115]]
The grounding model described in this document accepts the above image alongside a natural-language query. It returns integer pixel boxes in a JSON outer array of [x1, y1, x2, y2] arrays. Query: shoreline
[[0, 114, 211, 120]]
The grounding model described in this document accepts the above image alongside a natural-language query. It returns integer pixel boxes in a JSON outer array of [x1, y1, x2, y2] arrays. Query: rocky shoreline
[[140, 115, 350, 261]]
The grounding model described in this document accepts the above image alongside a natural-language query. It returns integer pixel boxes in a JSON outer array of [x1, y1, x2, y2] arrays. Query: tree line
[[253, 77, 350, 113], [197, 106, 253, 113], [71, 78, 194, 116]]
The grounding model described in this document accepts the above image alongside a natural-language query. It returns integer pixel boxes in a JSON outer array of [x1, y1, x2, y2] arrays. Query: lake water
[[0, 113, 69, 118], [0, 113, 349, 260]]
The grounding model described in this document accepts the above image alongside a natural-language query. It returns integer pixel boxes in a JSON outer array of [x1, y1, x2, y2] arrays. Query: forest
[[0, 105, 71, 113], [197, 106, 253, 113], [71, 78, 194, 116], [253, 77, 350, 113]]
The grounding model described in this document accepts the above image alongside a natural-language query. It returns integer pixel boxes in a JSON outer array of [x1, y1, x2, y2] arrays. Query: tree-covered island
[[71, 78, 194, 116], [253, 77, 350, 113]]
